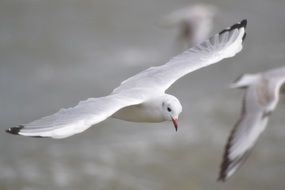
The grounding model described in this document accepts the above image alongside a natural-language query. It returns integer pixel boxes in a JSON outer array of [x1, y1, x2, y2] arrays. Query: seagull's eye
[[167, 107, 172, 112]]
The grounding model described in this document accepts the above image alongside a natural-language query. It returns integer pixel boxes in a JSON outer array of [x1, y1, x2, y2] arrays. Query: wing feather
[[113, 20, 247, 93], [218, 87, 269, 181], [7, 92, 145, 138], [6, 20, 247, 139], [264, 65, 285, 80]]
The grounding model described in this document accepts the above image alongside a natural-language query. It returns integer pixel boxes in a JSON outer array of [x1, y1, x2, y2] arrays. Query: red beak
[[171, 117, 178, 132]]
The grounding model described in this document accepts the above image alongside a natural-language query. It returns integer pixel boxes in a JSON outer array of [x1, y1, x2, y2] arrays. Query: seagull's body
[[161, 4, 217, 49], [112, 94, 181, 123], [219, 65, 285, 181], [6, 20, 247, 139]]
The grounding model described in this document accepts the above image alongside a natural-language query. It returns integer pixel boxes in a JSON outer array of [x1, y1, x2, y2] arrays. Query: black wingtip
[[240, 19, 247, 28], [217, 176, 226, 182], [219, 19, 247, 35], [6, 125, 24, 135], [242, 32, 247, 42], [218, 19, 247, 44], [217, 124, 235, 183], [218, 155, 229, 182], [218, 156, 230, 182], [217, 167, 228, 182], [241, 19, 247, 42]]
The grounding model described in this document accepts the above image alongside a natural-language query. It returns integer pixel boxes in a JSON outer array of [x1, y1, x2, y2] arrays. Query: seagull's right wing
[[6, 91, 146, 139], [264, 65, 285, 80], [113, 20, 247, 94], [218, 87, 270, 181]]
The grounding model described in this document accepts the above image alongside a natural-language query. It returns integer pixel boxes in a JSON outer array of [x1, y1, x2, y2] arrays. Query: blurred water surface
[[1, 0, 285, 189]]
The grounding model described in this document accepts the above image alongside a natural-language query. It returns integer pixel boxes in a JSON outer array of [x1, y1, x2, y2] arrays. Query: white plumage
[[7, 20, 247, 139], [219, 65, 285, 181]]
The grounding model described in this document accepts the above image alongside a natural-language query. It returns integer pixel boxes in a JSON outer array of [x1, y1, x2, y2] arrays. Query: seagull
[[161, 4, 217, 49], [6, 20, 247, 139], [218, 65, 285, 182]]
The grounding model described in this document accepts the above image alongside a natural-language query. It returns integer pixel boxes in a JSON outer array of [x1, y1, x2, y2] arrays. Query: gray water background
[[1, 0, 285, 189]]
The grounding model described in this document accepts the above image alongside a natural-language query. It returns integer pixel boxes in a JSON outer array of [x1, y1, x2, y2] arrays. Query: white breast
[[112, 102, 165, 123]]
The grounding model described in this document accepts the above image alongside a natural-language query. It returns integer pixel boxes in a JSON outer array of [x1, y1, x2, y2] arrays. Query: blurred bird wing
[[113, 20, 247, 94], [219, 87, 270, 181], [159, 6, 194, 27], [261, 65, 285, 98], [264, 65, 285, 81], [160, 4, 217, 27], [8, 91, 146, 138]]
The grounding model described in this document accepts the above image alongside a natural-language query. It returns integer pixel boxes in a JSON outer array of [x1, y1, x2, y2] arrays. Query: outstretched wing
[[7, 91, 145, 138], [218, 87, 270, 181], [264, 65, 285, 80], [113, 20, 247, 94]]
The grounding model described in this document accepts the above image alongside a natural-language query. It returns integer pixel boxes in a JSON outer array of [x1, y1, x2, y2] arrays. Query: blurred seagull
[[161, 4, 217, 49], [219, 65, 285, 181], [6, 20, 247, 139]]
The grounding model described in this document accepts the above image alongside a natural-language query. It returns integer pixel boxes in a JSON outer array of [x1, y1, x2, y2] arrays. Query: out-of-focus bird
[[6, 20, 246, 139], [219, 65, 285, 181], [161, 4, 217, 50]]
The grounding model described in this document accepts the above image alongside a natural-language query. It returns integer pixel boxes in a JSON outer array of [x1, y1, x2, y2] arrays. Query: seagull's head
[[230, 74, 259, 89], [162, 94, 182, 131]]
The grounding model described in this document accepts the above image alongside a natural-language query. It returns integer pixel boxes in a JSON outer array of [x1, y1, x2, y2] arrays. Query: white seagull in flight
[[6, 20, 247, 139], [219, 65, 285, 181]]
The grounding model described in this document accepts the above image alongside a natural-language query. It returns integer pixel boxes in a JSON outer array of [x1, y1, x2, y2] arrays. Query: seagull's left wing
[[218, 87, 270, 181], [113, 20, 247, 94], [6, 91, 145, 139]]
